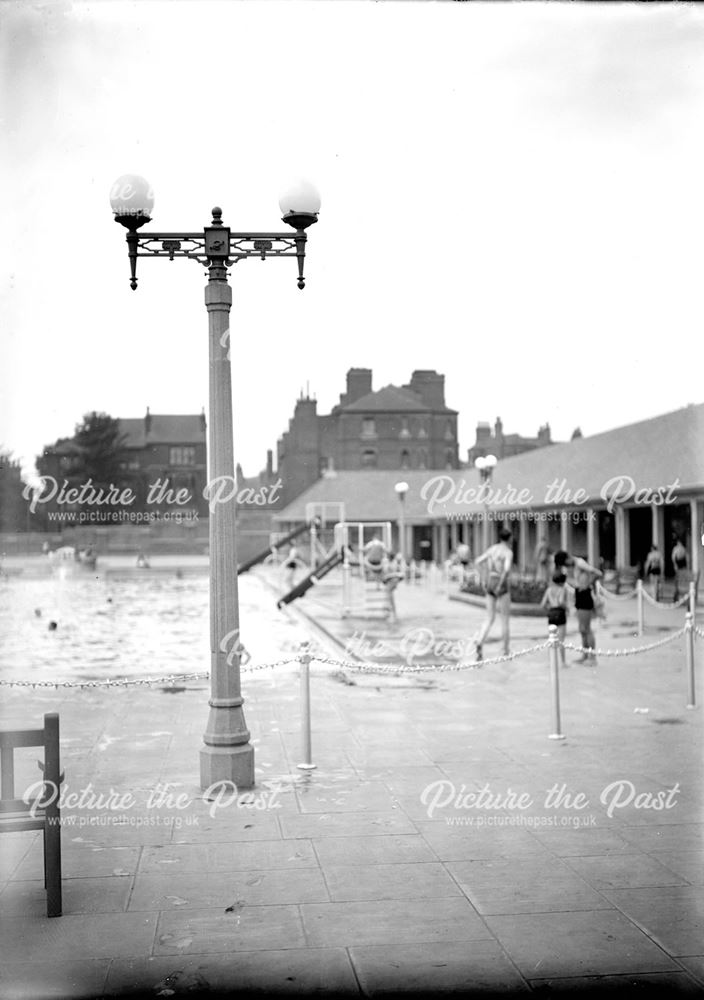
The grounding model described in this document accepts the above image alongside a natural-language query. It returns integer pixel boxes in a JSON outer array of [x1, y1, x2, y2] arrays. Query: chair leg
[[44, 820, 62, 917]]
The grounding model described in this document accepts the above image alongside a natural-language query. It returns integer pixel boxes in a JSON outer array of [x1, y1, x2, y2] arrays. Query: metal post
[[690, 580, 697, 619], [342, 543, 351, 618], [637, 579, 644, 636], [310, 519, 318, 570], [548, 624, 565, 740], [297, 643, 316, 769], [200, 260, 254, 791], [685, 612, 696, 710], [398, 494, 406, 561]]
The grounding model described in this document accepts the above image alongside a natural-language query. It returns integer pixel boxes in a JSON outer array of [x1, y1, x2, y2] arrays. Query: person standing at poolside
[[473, 528, 513, 661], [671, 537, 688, 601], [644, 545, 662, 600], [540, 570, 570, 668], [554, 550, 602, 665]]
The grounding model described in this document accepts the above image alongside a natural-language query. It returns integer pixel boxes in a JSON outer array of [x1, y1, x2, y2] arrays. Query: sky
[[2, 0, 704, 484]]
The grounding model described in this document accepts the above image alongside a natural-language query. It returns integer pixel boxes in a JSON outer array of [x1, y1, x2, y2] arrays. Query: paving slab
[[349, 939, 530, 995], [447, 857, 613, 914], [103, 948, 359, 996], [128, 867, 330, 909], [528, 972, 703, 995], [0, 912, 158, 961], [153, 904, 306, 955], [138, 839, 319, 874], [603, 885, 704, 956], [301, 897, 491, 948], [312, 834, 438, 867], [0, 959, 111, 1000], [0, 875, 132, 916], [484, 909, 678, 978], [323, 861, 461, 901], [280, 810, 417, 840], [562, 852, 690, 890]]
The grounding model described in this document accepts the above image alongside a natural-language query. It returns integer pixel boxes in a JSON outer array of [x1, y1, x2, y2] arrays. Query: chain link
[[601, 587, 639, 601], [562, 627, 688, 658], [641, 589, 692, 610], [2, 624, 698, 689], [312, 642, 551, 674]]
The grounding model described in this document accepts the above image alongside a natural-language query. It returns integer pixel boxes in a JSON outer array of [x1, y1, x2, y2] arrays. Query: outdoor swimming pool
[[0, 568, 306, 685]]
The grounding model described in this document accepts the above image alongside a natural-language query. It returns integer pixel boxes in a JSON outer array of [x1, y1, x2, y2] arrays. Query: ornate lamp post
[[474, 454, 497, 549], [394, 481, 409, 562], [110, 174, 320, 791]]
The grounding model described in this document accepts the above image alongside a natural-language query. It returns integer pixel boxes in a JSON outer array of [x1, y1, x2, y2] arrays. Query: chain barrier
[[641, 589, 691, 610], [601, 586, 639, 601], [3, 624, 701, 689], [0, 658, 300, 690], [562, 627, 688, 658], [311, 642, 551, 674]]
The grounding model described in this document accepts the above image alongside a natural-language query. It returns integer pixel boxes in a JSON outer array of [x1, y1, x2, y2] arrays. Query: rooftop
[[119, 414, 206, 448], [276, 404, 704, 521]]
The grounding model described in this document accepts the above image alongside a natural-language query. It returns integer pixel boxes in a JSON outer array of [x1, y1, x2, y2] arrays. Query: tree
[[72, 412, 128, 490], [34, 413, 132, 519], [0, 450, 28, 532], [571, 427, 583, 440]]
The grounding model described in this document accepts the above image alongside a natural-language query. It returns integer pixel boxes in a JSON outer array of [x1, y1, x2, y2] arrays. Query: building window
[[445, 420, 454, 440], [399, 417, 411, 439], [362, 449, 377, 468], [361, 418, 376, 439], [170, 447, 196, 466], [417, 420, 428, 439], [418, 448, 428, 470], [400, 449, 411, 469], [445, 448, 455, 469]]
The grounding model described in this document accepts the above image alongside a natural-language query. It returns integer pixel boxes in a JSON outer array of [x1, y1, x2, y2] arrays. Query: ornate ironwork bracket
[[122, 207, 310, 290]]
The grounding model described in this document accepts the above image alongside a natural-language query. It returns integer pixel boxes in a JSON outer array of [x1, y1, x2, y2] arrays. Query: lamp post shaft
[[200, 262, 255, 790], [398, 498, 406, 561]]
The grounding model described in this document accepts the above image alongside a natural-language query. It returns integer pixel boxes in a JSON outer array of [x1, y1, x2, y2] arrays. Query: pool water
[[0, 570, 307, 685]]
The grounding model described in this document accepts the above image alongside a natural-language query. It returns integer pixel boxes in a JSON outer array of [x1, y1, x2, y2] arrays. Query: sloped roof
[[341, 385, 432, 413], [275, 404, 704, 522], [119, 415, 206, 448]]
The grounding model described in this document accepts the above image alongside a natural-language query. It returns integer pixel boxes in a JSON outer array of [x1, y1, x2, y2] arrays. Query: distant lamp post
[[394, 481, 409, 561], [110, 174, 320, 791], [474, 453, 497, 484], [474, 454, 498, 547]]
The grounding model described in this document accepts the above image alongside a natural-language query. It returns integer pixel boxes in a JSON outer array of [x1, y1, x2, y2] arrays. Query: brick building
[[466, 417, 557, 466], [117, 409, 209, 517], [276, 368, 459, 505]]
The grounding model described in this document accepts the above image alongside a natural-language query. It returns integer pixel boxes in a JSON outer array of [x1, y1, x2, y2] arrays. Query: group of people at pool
[[281, 528, 691, 664]]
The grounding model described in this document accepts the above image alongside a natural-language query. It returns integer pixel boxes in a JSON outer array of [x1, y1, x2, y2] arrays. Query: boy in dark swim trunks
[[540, 571, 570, 667]]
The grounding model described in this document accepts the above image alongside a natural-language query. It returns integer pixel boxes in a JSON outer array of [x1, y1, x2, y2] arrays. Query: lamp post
[[394, 481, 409, 562], [110, 174, 320, 791], [474, 454, 497, 550]]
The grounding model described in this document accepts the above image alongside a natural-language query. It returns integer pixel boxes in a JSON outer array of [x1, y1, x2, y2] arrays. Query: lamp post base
[[200, 744, 255, 792]]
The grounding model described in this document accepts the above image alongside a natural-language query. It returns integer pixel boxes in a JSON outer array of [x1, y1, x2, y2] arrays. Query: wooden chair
[[0, 713, 63, 917]]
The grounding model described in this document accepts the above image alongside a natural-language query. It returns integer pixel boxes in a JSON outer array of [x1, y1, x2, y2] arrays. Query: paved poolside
[[0, 571, 702, 998]]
